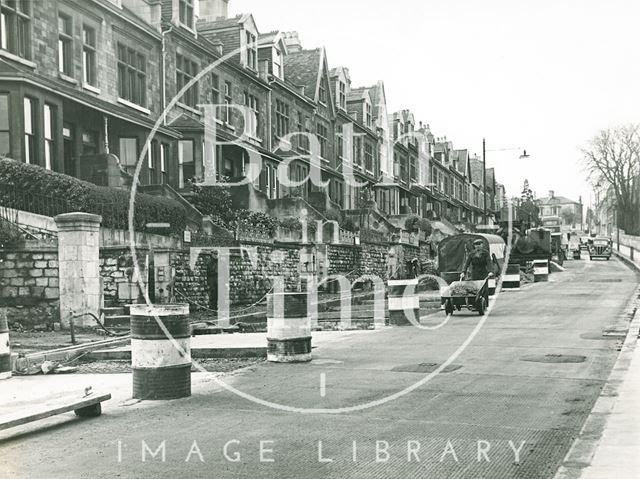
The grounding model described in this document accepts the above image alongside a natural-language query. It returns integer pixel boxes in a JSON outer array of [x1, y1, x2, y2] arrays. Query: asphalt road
[[1, 256, 638, 479]]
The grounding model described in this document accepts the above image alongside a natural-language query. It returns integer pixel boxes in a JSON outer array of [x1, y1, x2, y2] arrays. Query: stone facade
[[99, 247, 149, 305], [170, 249, 211, 309], [0, 248, 60, 329]]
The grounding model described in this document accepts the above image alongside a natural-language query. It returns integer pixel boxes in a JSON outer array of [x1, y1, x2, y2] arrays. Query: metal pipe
[[161, 25, 174, 126]]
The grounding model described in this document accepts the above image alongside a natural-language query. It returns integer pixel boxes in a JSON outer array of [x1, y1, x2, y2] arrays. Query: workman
[[461, 239, 493, 281]]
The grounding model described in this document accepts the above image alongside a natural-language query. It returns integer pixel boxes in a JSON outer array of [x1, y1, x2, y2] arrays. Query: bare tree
[[582, 125, 640, 235]]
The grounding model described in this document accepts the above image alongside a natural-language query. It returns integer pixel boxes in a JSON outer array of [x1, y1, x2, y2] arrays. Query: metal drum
[[532, 260, 549, 282], [130, 304, 191, 400], [387, 279, 419, 326], [0, 309, 10, 380], [502, 264, 521, 291], [267, 292, 311, 362]]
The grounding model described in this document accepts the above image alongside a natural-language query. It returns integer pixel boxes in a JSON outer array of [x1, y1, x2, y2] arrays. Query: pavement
[[0, 255, 638, 478]]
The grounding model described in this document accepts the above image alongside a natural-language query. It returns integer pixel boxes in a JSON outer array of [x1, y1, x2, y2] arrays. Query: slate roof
[[200, 14, 247, 30], [347, 87, 368, 102], [258, 31, 279, 45], [469, 157, 485, 186], [450, 149, 468, 175], [283, 48, 322, 101], [486, 168, 496, 188], [537, 195, 580, 205], [169, 113, 203, 129]]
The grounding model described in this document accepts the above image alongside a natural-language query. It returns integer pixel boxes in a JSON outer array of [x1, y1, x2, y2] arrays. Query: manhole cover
[[391, 363, 462, 373], [589, 279, 623, 283], [520, 354, 586, 363]]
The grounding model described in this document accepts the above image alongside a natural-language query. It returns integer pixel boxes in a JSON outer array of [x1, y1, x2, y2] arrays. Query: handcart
[[441, 276, 490, 316], [437, 232, 506, 317]]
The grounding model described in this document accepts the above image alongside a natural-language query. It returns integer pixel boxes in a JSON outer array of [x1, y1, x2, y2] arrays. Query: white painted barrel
[[130, 304, 191, 400], [533, 260, 549, 282], [502, 264, 521, 291], [387, 279, 419, 326], [0, 309, 10, 380], [267, 292, 311, 362]]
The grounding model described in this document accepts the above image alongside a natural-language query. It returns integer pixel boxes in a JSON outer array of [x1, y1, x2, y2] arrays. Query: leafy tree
[[520, 179, 534, 202], [517, 179, 540, 227], [560, 207, 578, 226]]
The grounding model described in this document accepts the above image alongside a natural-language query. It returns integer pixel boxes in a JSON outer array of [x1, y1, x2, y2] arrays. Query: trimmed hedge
[[0, 158, 187, 233]]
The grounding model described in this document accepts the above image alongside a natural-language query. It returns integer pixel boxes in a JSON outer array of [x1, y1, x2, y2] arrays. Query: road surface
[[1, 256, 638, 478]]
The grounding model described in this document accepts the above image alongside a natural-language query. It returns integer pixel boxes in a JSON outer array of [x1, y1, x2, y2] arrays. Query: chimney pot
[[198, 0, 229, 22]]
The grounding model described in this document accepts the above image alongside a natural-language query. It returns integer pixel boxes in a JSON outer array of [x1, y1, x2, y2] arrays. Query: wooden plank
[[0, 393, 111, 431]]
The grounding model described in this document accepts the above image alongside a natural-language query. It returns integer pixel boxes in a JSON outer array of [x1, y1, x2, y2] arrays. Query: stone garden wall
[[99, 247, 149, 305], [0, 247, 60, 329], [170, 242, 301, 309]]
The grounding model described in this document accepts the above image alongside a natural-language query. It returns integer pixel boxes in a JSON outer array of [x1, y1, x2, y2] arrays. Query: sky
[[231, 0, 640, 207]]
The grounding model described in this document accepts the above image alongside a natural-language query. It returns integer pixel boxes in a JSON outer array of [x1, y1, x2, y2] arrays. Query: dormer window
[[245, 31, 257, 70], [365, 102, 372, 128], [179, 0, 195, 30], [319, 81, 327, 104], [273, 47, 282, 79], [337, 80, 346, 110]]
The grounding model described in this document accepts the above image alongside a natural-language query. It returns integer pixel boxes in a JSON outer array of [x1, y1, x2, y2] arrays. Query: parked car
[[589, 237, 612, 260]]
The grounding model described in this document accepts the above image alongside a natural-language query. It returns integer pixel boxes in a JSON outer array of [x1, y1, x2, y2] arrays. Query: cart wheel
[[444, 299, 454, 315], [74, 403, 102, 418], [477, 297, 487, 316]]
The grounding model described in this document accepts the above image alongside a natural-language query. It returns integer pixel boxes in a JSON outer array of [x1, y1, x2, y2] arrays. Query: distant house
[[536, 190, 583, 231]]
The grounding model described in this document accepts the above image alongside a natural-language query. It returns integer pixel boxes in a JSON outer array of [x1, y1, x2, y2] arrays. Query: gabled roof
[[283, 48, 322, 101], [329, 66, 350, 82], [347, 87, 369, 102], [537, 195, 580, 205], [201, 13, 256, 31], [283, 47, 335, 113], [469, 157, 484, 186], [486, 168, 496, 188], [450, 149, 468, 175], [258, 30, 287, 54]]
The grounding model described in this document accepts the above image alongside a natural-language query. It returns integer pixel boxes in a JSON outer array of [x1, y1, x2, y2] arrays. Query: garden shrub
[[0, 158, 187, 233]]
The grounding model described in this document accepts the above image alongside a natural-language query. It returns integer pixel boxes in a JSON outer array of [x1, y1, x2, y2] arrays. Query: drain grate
[[391, 362, 462, 373], [520, 354, 586, 364]]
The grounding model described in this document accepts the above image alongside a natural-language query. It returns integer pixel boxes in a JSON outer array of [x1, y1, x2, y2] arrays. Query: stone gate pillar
[[54, 213, 102, 328]]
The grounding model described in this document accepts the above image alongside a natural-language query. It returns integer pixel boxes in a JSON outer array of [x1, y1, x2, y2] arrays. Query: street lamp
[[482, 138, 529, 224], [594, 181, 602, 235]]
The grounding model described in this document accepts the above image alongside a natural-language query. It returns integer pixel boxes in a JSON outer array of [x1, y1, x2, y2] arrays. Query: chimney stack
[[549, 190, 554, 198], [198, 0, 229, 22], [283, 31, 303, 53]]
